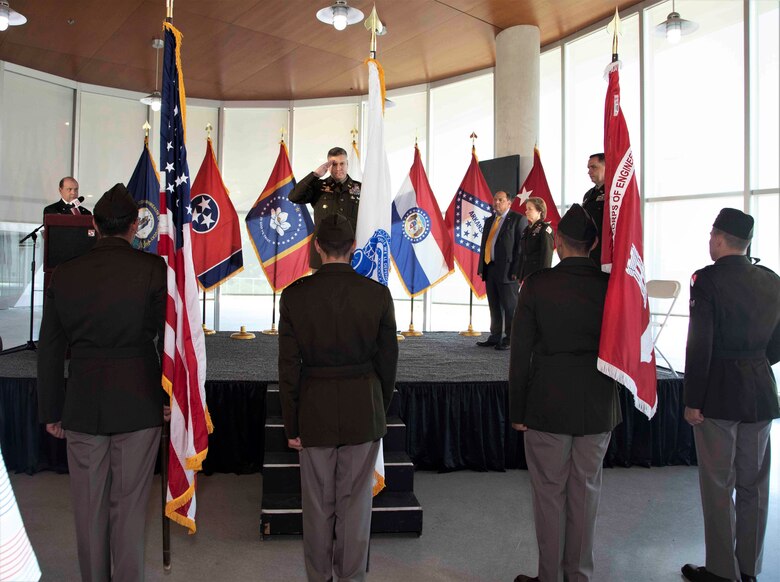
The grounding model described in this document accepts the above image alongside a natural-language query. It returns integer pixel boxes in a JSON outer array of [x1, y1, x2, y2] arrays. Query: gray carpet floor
[[10, 422, 780, 581]]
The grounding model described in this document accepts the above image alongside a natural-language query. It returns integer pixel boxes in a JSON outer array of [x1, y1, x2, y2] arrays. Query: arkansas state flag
[[127, 140, 161, 254], [597, 61, 657, 419], [511, 147, 561, 233], [391, 145, 453, 296], [444, 147, 493, 298], [190, 138, 244, 291], [246, 142, 314, 292]]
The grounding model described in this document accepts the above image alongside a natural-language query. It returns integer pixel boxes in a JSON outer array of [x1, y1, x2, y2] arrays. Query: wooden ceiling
[[0, 0, 642, 101]]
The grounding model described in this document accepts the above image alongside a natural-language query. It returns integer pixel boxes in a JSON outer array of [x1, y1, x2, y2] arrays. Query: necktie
[[484, 215, 502, 264], [69, 204, 79, 216]]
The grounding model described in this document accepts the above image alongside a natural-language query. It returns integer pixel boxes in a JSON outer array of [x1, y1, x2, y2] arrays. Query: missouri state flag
[[597, 59, 657, 419], [127, 139, 161, 253], [391, 145, 453, 296], [444, 147, 493, 298], [246, 141, 314, 292], [190, 138, 244, 290], [511, 147, 561, 233]]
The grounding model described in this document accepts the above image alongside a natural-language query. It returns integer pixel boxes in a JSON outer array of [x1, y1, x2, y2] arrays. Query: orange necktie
[[484, 215, 502, 264]]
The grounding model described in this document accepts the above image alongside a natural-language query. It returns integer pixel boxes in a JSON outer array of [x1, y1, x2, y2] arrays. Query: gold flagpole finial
[[350, 128, 358, 143], [364, 5, 385, 59], [470, 131, 478, 155], [142, 121, 151, 145], [607, 7, 621, 61], [414, 130, 418, 148], [205, 123, 213, 140], [166, 0, 174, 20], [280, 127, 286, 143]]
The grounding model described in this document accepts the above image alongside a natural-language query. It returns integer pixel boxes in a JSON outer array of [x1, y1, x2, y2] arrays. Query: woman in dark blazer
[[519, 197, 554, 281]]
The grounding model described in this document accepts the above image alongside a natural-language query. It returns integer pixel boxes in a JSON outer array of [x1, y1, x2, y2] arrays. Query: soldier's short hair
[[327, 147, 347, 158], [318, 239, 353, 258], [713, 228, 750, 252], [589, 153, 605, 163]]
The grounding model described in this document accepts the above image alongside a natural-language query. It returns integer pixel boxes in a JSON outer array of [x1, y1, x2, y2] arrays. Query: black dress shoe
[[741, 574, 757, 582], [513, 575, 539, 582], [476, 340, 498, 347], [495, 343, 509, 351], [681, 563, 734, 581]]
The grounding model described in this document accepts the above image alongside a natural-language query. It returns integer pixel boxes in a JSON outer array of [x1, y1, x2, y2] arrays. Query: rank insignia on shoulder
[[690, 299, 695, 308], [690, 273, 697, 287], [596, 194, 604, 201]]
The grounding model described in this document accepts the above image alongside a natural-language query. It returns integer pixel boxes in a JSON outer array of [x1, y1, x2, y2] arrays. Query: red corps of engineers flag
[[596, 61, 657, 419]]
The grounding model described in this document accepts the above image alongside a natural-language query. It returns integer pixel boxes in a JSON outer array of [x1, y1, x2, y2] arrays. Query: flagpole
[[401, 296, 423, 337], [459, 291, 481, 336], [262, 132, 286, 336], [201, 291, 216, 335]]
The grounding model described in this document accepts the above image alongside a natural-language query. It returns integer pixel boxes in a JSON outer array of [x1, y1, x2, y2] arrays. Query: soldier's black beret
[[713, 208, 753, 240], [558, 203, 598, 244], [316, 213, 354, 242], [94, 183, 138, 220]]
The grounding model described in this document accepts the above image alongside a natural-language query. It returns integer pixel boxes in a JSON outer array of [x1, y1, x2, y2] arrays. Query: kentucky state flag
[[391, 145, 453, 296], [127, 140, 161, 253], [444, 147, 493, 299], [190, 138, 244, 291], [351, 59, 392, 285], [246, 142, 314, 292]]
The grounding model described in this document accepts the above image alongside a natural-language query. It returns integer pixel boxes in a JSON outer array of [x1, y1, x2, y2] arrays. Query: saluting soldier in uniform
[[289, 146, 361, 270], [278, 214, 398, 582], [519, 196, 554, 282], [681, 209, 780, 582], [509, 204, 622, 582], [582, 153, 605, 266]]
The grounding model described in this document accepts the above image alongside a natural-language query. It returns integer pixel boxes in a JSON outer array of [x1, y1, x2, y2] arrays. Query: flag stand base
[[231, 326, 256, 340], [202, 324, 216, 336], [262, 323, 278, 336], [396, 334, 405, 342], [401, 324, 423, 337], [459, 324, 481, 337]]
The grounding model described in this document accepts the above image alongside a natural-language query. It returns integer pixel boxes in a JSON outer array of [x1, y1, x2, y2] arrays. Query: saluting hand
[[684, 407, 704, 426], [313, 160, 332, 178]]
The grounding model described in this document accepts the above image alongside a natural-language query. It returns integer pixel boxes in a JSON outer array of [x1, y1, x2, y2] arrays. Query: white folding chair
[[647, 279, 681, 377]]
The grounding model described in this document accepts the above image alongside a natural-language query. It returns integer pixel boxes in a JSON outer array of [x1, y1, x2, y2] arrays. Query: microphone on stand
[[73, 196, 85, 207]]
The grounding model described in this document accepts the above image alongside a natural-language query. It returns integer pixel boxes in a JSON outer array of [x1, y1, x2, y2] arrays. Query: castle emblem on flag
[[191, 194, 220, 233], [454, 190, 491, 252], [352, 229, 390, 285], [134, 200, 160, 250], [401, 208, 431, 244]]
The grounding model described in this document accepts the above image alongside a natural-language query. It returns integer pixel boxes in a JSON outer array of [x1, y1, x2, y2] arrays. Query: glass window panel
[[78, 92, 148, 205], [150, 104, 220, 179], [751, 193, 779, 274], [751, 1, 779, 191], [291, 103, 359, 180], [428, 73, 494, 328], [564, 15, 639, 207], [1, 72, 74, 224], [539, 47, 562, 211], [644, 0, 744, 197]]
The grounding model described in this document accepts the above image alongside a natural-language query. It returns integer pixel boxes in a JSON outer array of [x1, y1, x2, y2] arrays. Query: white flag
[[351, 59, 392, 285]]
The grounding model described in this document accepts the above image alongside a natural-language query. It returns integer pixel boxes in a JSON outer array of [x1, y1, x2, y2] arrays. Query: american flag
[[158, 21, 212, 533]]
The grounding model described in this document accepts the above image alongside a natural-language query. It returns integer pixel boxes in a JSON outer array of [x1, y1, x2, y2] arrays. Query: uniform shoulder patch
[[545, 225, 553, 234]]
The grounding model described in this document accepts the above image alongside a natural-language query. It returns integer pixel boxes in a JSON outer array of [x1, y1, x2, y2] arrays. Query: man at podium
[[43, 177, 91, 216]]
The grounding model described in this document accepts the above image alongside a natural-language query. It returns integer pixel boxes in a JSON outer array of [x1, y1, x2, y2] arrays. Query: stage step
[[264, 416, 407, 454], [265, 387, 401, 419], [261, 490, 423, 538], [263, 450, 415, 495]]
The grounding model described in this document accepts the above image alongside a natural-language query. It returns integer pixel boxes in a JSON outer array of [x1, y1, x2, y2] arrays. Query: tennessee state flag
[[444, 147, 493, 298], [190, 138, 244, 290], [391, 145, 453, 296], [511, 147, 561, 234], [246, 142, 314, 292], [597, 60, 657, 419]]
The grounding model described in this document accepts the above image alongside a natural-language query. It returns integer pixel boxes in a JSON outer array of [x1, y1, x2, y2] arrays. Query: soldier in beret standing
[[38, 183, 168, 582], [289, 146, 361, 270], [278, 213, 398, 582], [681, 209, 780, 582]]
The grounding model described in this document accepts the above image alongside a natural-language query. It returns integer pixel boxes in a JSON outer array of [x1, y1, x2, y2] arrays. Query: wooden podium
[[43, 214, 98, 293]]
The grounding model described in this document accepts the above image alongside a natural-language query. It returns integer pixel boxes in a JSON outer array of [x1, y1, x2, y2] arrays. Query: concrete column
[[494, 25, 540, 181]]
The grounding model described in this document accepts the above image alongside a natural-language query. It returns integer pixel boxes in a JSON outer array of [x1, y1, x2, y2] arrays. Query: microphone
[[73, 196, 85, 207]]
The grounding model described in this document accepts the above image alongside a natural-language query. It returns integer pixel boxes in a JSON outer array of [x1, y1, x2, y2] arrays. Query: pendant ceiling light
[[316, 0, 364, 32], [140, 38, 164, 112], [655, 0, 698, 44], [0, 0, 27, 32]]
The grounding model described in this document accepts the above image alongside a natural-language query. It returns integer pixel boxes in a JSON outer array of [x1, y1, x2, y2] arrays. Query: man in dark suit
[[289, 146, 361, 270], [509, 204, 622, 582], [43, 176, 92, 216], [477, 190, 527, 350], [582, 153, 604, 266], [681, 209, 780, 582], [37, 183, 167, 582], [278, 213, 398, 582]]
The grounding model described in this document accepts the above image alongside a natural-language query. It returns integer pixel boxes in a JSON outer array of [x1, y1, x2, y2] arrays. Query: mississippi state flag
[[511, 147, 561, 233], [246, 142, 313, 292], [597, 60, 657, 419], [127, 140, 161, 253], [190, 138, 244, 291], [444, 148, 493, 298], [391, 145, 453, 296], [351, 59, 392, 285]]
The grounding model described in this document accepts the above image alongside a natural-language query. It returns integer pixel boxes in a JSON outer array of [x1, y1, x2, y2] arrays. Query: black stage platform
[[0, 332, 695, 475]]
